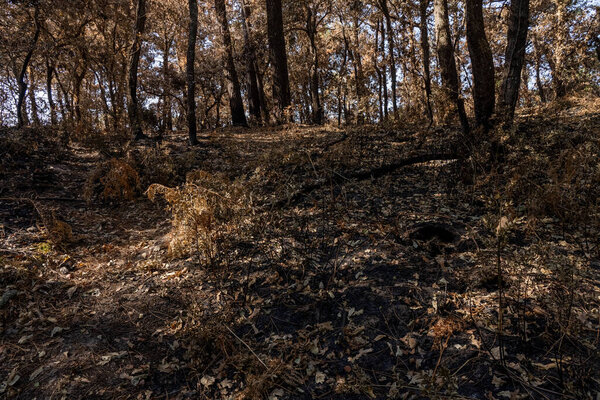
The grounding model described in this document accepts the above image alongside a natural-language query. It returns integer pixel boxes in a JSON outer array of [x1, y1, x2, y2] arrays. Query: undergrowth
[[84, 158, 141, 203], [147, 170, 254, 266]]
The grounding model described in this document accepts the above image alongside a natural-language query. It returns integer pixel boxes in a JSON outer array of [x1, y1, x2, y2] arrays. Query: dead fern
[[147, 170, 252, 265], [0, 198, 73, 248], [84, 158, 141, 203]]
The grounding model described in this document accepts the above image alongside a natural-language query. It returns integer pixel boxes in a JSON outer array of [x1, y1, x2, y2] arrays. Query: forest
[[0, 0, 600, 398]]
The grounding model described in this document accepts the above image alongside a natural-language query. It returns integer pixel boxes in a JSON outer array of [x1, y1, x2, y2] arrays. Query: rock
[[0, 289, 18, 308]]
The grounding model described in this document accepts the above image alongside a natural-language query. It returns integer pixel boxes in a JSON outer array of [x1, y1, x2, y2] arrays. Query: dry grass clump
[[126, 146, 178, 187], [0, 127, 65, 171], [83, 158, 141, 203], [502, 123, 600, 248], [45, 213, 74, 247], [147, 170, 253, 265]]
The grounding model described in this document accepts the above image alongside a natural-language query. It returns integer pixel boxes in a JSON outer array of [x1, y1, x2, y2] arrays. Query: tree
[[187, 0, 198, 145], [499, 0, 529, 125], [183, 0, 200, 142], [466, 0, 495, 129], [433, 0, 469, 133], [16, 3, 41, 128], [377, 0, 397, 119], [419, 0, 433, 124], [293, 1, 328, 125], [127, 0, 147, 140], [265, 0, 292, 123], [550, 0, 569, 98], [214, 0, 247, 126], [45, 58, 57, 125], [240, 0, 266, 125]]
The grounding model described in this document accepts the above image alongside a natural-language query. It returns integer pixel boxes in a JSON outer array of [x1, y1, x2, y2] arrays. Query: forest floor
[[1, 97, 600, 399]]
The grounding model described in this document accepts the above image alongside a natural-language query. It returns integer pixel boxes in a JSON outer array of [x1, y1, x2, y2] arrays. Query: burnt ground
[[1, 99, 600, 399]]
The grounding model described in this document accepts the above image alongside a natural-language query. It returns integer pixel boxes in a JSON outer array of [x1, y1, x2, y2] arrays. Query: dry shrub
[[147, 170, 252, 265], [84, 158, 141, 203], [0, 127, 65, 170], [506, 144, 600, 243], [127, 146, 177, 187], [46, 215, 74, 247]]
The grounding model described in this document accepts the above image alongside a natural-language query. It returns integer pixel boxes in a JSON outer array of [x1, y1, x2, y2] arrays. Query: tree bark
[[434, 0, 469, 133], [266, 0, 292, 123], [161, 37, 172, 133], [128, 0, 147, 140], [46, 59, 57, 125], [215, 0, 247, 126], [380, 19, 389, 120], [73, 53, 87, 124], [305, 6, 323, 125], [499, 0, 529, 125], [552, 0, 568, 98], [466, 0, 495, 129], [350, 2, 366, 124], [374, 20, 384, 121], [532, 36, 546, 103], [16, 4, 41, 128], [378, 0, 397, 119], [241, 0, 264, 125], [27, 66, 40, 126], [419, 0, 433, 124], [187, 0, 198, 145]]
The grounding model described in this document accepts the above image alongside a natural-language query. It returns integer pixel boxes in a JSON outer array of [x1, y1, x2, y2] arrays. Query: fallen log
[[269, 153, 459, 209]]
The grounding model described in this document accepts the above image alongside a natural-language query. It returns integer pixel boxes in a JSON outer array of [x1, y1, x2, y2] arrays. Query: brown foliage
[[84, 158, 141, 203], [147, 170, 253, 265]]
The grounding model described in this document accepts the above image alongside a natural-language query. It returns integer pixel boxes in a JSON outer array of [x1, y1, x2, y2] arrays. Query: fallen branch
[[321, 132, 348, 152], [268, 153, 458, 209], [224, 325, 268, 369], [353, 153, 459, 181]]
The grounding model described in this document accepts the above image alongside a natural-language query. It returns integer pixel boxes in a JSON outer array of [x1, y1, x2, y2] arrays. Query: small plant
[[84, 158, 141, 203], [127, 147, 178, 187], [147, 170, 252, 266], [46, 212, 74, 247]]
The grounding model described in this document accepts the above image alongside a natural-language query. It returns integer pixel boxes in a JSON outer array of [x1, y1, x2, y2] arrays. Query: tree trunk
[[306, 6, 323, 125], [95, 70, 111, 128], [521, 60, 532, 107], [552, 0, 568, 98], [379, 0, 397, 119], [374, 20, 384, 121], [27, 66, 40, 126], [73, 55, 87, 124], [55, 73, 71, 123], [350, 3, 366, 124], [46, 60, 57, 125], [256, 66, 269, 123], [187, 0, 198, 144], [16, 4, 41, 128], [215, 0, 247, 126], [419, 0, 433, 124], [532, 36, 546, 103], [161, 37, 172, 133], [433, 0, 469, 133], [380, 19, 389, 120], [241, 0, 264, 125], [108, 75, 120, 131], [499, 0, 529, 125], [466, 0, 495, 129], [266, 0, 292, 123], [337, 37, 348, 126], [128, 0, 147, 140]]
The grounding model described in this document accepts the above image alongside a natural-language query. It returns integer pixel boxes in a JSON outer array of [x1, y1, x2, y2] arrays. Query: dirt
[[1, 107, 600, 399]]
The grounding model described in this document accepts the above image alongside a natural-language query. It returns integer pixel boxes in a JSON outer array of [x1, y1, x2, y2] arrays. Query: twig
[[223, 325, 267, 369]]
